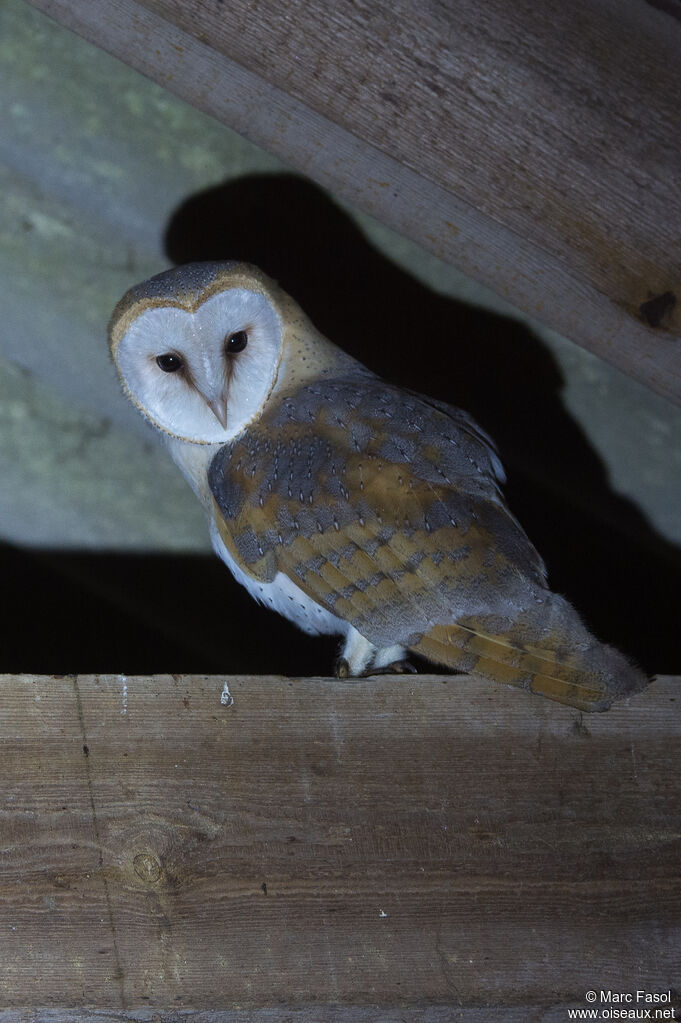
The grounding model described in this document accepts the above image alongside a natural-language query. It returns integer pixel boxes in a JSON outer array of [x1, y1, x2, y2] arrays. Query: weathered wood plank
[[4, 1007, 676, 1023], [0, 1008, 632, 1023], [0, 673, 679, 1013], [24, 0, 681, 406]]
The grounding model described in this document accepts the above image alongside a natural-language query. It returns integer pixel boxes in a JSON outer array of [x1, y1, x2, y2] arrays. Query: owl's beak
[[204, 393, 228, 429]]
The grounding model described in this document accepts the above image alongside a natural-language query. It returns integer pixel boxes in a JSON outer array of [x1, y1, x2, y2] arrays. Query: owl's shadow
[[161, 172, 680, 673]]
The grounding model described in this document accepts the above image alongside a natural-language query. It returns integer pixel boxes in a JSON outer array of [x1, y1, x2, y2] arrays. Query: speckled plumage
[[207, 372, 642, 710], [109, 261, 649, 712]]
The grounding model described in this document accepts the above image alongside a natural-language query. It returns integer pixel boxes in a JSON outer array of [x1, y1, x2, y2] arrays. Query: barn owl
[[109, 261, 648, 712]]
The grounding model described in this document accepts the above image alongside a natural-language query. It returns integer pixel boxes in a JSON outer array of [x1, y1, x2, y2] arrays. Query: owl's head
[[108, 262, 287, 443]]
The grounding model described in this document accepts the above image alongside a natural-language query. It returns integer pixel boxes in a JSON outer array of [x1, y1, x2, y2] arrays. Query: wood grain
[[24, 0, 681, 407], [0, 672, 679, 1014]]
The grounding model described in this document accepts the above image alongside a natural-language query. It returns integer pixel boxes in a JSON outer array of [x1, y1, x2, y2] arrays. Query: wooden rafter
[[25, 0, 681, 407]]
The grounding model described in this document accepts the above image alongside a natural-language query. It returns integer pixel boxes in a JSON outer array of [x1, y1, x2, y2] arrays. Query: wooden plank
[[24, 0, 681, 407], [0, 1009, 633, 1023], [0, 672, 679, 1015]]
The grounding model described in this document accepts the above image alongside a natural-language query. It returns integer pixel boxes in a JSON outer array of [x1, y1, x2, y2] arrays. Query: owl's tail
[[413, 593, 650, 712]]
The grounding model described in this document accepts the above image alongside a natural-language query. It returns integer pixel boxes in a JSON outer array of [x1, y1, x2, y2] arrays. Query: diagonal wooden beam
[[25, 0, 681, 406]]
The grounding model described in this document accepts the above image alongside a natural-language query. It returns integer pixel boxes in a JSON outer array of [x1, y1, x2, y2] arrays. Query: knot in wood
[[639, 290, 677, 329], [133, 852, 162, 884]]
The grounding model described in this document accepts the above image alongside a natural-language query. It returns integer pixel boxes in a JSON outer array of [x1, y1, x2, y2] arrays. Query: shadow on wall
[[4, 173, 679, 676]]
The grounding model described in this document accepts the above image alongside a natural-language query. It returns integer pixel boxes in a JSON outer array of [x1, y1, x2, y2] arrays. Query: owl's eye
[[226, 330, 248, 354], [156, 352, 184, 373]]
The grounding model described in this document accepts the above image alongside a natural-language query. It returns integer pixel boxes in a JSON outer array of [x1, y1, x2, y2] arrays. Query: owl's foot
[[372, 643, 409, 671], [335, 627, 375, 677], [366, 659, 418, 676], [335, 633, 415, 678], [334, 655, 417, 678], [334, 656, 351, 679]]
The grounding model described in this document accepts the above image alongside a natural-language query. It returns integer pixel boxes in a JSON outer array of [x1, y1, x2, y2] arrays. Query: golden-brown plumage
[[208, 371, 646, 712]]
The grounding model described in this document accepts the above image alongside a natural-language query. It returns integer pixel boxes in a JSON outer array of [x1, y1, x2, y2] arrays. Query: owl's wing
[[209, 374, 647, 711], [405, 390, 508, 488]]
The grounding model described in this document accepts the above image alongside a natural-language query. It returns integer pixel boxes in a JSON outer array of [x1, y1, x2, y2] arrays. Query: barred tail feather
[[413, 594, 650, 712]]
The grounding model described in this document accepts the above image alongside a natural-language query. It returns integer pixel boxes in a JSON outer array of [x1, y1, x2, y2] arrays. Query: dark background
[[3, 174, 680, 677]]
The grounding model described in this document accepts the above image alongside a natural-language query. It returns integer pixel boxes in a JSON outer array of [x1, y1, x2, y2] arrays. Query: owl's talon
[[365, 659, 418, 677], [334, 657, 351, 679]]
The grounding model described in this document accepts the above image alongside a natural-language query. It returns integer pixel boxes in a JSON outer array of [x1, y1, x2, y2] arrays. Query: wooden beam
[[24, 0, 681, 407], [0, 672, 679, 1015]]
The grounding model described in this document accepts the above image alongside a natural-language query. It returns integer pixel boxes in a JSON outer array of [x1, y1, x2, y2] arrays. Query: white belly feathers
[[209, 520, 347, 638]]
